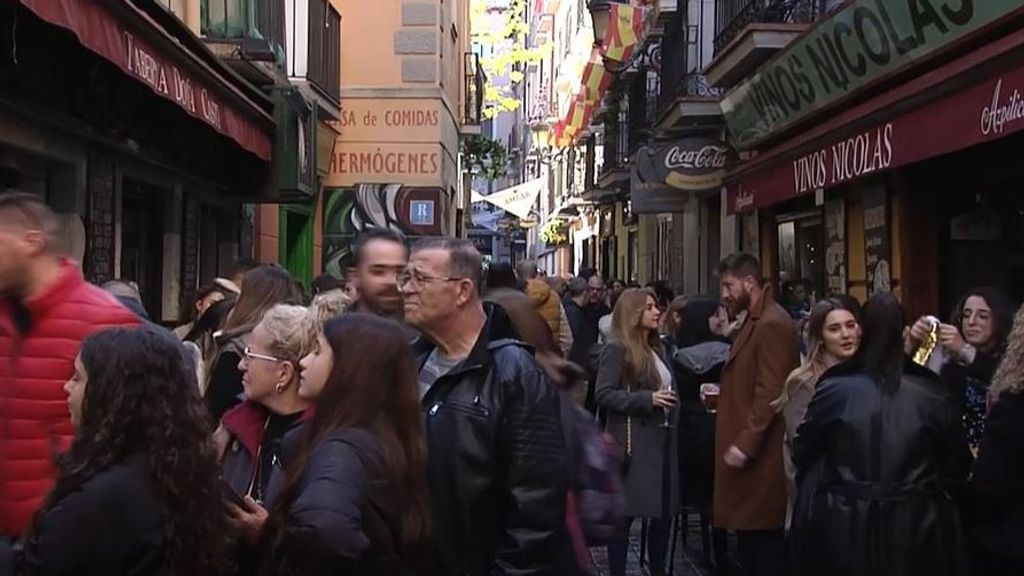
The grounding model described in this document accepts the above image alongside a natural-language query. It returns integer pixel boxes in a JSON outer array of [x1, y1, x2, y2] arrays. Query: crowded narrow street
[[3, 1, 1024, 576]]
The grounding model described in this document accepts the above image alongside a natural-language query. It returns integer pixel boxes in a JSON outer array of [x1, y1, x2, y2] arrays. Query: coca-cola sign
[[664, 144, 731, 171], [631, 138, 736, 213]]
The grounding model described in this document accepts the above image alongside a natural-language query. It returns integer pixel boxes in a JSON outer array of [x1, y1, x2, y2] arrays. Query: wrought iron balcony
[[714, 0, 825, 55], [202, 0, 286, 65], [304, 0, 341, 103], [601, 99, 630, 174], [464, 53, 485, 126]]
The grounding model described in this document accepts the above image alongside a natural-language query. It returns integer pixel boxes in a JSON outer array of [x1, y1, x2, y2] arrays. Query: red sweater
[[0, 260, 140, 537]]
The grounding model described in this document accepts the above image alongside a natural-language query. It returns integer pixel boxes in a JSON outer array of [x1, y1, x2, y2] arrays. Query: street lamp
[[588, 0, 612, 48], [530, 120, 550, 154]]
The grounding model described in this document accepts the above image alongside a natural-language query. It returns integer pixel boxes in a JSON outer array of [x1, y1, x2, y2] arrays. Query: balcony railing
[[714, 0, 825, 55], [464, 53, 485, 126], [602, 97, 629, 173], [305, 0, 341, 102], [202, 0, 286, 65]]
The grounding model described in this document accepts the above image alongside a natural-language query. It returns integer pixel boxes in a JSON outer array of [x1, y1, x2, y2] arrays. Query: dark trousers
[[607, 517, 671, 576], [737, 529, 785, 576]]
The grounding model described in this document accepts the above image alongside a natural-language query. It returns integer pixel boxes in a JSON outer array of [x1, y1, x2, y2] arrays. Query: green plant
[[539, 219, 569, 246], [462, 136, 509, 182]]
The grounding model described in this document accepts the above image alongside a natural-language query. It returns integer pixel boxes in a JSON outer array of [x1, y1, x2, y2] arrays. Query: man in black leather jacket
[[402, 238, 574, 576]]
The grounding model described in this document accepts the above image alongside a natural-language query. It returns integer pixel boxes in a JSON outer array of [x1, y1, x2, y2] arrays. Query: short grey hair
[[567, 277, 588, 298], [516, 259, 538, 280], [411, 237, 484, 296]]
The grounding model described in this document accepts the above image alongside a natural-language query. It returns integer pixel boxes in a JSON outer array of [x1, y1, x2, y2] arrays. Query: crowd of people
[[1, 189, 1023, 576]]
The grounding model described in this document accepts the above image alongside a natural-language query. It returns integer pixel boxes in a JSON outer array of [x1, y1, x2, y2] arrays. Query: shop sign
[[722, 0, 1022, 149], [632, 138, 735, 213], [326, 143, 443, 188], [17, 0, 273, 160], [726, 47, 1024, 215]]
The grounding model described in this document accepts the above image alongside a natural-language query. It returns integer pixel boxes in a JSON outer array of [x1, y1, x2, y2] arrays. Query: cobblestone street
[[588, 519, 716, 576]]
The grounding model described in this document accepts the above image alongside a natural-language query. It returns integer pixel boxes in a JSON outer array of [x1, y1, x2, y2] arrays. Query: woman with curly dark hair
[[2, 327, 234, 576], [259, 313, 431, 575]]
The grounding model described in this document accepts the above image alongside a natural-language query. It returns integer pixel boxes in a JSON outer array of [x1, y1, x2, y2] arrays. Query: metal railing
[[306, 0, 341, 102], [714, 0, 825, 54], [202, 0, 285, 64], [602, 96, 630, 173], [464, 53, 485, 125]]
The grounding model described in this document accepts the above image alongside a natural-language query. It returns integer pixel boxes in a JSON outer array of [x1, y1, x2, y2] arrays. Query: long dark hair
[[262, 314, 430, 569], [952, 286, 1015, 355], [223, 265, 299, 332], [34, 328, 233, 575], [858, 292, 906, 393]]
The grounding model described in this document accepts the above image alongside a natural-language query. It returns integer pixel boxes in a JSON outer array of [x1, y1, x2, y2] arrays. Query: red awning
[[724, 26, 1024, 215], [18, 0, 274, 161]]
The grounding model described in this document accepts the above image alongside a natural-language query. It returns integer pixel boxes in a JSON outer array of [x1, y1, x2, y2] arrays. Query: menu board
[[862, 185, 891, 295], [85, 156, 115, 285], [181, 194, 200, 311], [825, 196, 846, 295]]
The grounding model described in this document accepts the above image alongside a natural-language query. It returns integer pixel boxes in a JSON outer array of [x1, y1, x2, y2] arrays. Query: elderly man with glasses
[[400, 238, 576, 576]]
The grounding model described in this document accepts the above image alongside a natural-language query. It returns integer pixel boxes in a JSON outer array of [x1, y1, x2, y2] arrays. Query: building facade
[[0, 0, 280, 323], [320, 0, 478, 278], [714, 0, 1024, 317]]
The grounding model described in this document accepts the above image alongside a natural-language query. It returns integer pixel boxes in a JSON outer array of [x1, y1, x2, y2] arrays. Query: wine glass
[[660, 379, 676, 428]]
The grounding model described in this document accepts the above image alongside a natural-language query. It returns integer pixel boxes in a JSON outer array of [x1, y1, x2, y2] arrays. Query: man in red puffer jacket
[[0, 191, 140, 538]]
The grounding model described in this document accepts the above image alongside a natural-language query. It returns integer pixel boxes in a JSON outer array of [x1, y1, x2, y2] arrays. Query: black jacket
[[964, 391, 1024, 575], [414, 307, 574, 576], [8, 454, 165, 576], [265, 428, 408, 576], [791, 359, 972, 576]]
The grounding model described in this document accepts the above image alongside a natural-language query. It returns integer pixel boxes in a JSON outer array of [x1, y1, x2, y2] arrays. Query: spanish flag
[[580, 52, 610, 105], [602, 3, 647, 64]]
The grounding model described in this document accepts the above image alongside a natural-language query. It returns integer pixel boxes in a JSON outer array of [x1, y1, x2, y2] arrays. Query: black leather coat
[[790, 359, 972, 576], [414, 307, 574, 576], [265, 428, 408, 576]]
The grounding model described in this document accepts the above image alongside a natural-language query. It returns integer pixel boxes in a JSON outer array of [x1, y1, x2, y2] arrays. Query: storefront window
[[628, 228, 638, 284], [777, 211, 825, 304]]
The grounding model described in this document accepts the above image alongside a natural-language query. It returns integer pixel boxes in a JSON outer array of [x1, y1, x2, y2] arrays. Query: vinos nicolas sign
[[722, 0, 1022, 149]]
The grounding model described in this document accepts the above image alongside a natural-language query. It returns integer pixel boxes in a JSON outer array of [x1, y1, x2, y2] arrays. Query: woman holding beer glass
[[596, 289, 679, 576]]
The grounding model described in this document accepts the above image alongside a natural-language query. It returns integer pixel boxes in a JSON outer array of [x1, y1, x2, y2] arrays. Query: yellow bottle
[[913, 317, 940, 366]]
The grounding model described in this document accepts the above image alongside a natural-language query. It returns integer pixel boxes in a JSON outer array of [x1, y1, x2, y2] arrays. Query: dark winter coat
[[964, 391, 1024, 576], [941, 349, 1001, 453], [595, 341, 680, 519], [414, 305, 574, 576], [10, 454, 166, 575], [206, 324, 254, 422], [219, 401, 309, 506], [264, 429, 408, 576], [791, 359, 972, 576], [672, 341, 728, 509]]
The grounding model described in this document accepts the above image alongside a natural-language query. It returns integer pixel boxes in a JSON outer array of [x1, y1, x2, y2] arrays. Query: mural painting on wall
[[322, 184, 444, 277]]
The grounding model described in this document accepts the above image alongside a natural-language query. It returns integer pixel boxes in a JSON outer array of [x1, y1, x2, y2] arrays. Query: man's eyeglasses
[[398, 270, 462, 288], [243, 346, 282, 364]]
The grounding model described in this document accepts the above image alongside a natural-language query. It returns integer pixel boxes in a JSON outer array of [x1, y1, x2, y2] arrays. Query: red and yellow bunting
[[602, 3, 647, 64]]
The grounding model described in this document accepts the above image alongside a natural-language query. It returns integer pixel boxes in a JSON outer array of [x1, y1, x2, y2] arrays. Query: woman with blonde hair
[[965, 304, 1024, 576], [214, 304, 317, 572], [595, 288, 679, 576], [772, 299, 859, 526]]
